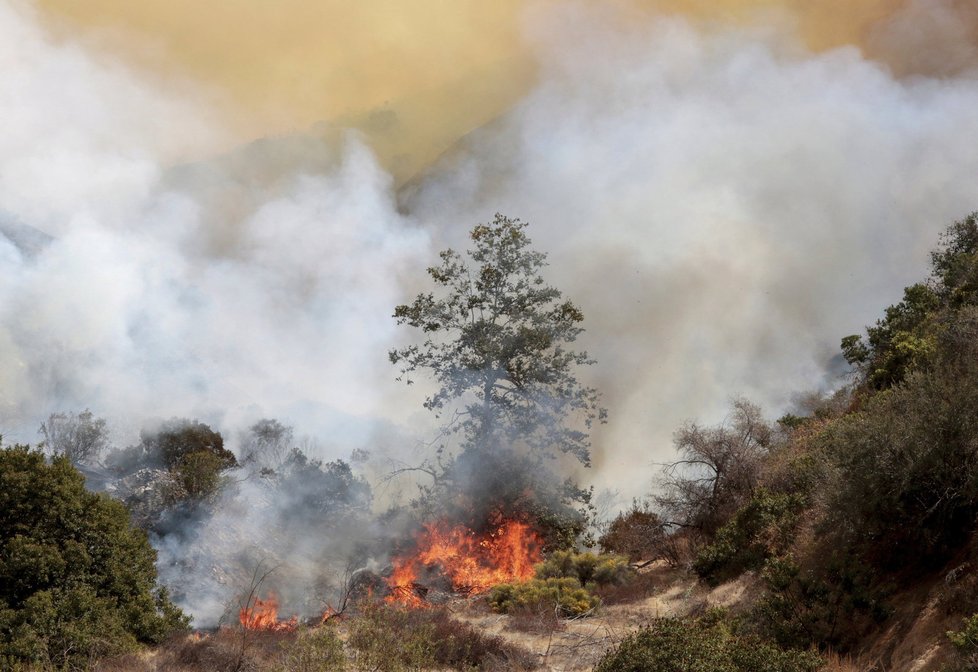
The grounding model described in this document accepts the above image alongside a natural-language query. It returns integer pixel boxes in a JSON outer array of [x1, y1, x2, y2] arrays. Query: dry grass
[[818, 651, 862, 672], [504, 605, 567, 636], [95, 628, 299, 672]]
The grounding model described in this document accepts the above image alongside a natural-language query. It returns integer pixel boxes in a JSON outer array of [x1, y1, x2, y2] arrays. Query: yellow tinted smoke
[[35, 0, 536, 180], [32, 0, 954, 179]]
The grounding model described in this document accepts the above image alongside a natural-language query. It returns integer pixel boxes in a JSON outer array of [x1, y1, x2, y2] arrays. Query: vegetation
[[276, 448, 372, 522], [693, 488, 806, 585], [390, 215, 605, 545], [10, 213, 978, 670], [104, 418, 238, 506], [632, 214, 978, 659], [39, 410, 108, 466], [488, 577, 599, 617], [274, 627, 346, 672], [947, 613, 978, 671], [534, 550, 632, 587], [598, 503, 672, 563], [348, 603, 535, 671], [594, 613, 821, 672], [655, 399, 771, 540], [0, 442, 188, 669]]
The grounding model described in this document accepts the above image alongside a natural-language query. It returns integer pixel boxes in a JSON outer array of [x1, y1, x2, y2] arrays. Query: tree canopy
[[842, 212, 978, 389], [390, 215, 605, 541], [0, 440, 188, 668], [391, 215, 605, 465]]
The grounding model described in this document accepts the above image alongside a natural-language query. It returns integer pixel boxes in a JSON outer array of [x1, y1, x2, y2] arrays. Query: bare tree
[[39, 409, 108, 466], [240, 418, 294, 471], [655, 399, 770, 538]]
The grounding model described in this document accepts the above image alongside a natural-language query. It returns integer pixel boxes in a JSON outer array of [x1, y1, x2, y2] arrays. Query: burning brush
[[239, 593, 299, 632], [386, 520, 542, 607]]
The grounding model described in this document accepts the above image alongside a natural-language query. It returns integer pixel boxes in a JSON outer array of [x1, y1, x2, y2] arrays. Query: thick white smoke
[[406, 3, 978, 494], [0, 2, 431, 451]]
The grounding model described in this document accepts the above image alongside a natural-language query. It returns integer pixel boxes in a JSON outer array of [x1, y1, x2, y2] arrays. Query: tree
[[841, 213, 978, 390], [39, 409, 108, 466], [0, 440, 188, 668], [655, 399, 770, 538], [390, 215, 605, 539], [143, 419, 237, 503], [240, 418, 294, 471]]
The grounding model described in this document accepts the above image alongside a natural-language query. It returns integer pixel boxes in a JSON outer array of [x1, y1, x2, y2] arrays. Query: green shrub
[[489, 577, 599, 617], [947, 613, 978, 671], [594, 615, 821, 672], [151, 419, 237, 472], [534, 550, 632, 587], [751, 554, 889, 651], [694, 489, 806, 585], [0, 443, 189, 669], [823, 317, 978, 571], [175, 449, 227, 500]]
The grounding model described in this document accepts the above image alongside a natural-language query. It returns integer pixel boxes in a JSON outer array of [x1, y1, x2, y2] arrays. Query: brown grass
[[504, 605, 568, 636]]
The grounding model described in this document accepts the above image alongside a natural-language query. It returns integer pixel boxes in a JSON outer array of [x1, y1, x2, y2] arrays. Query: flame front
[[387, 520, 542, 605], [239, 593, 298, 632]]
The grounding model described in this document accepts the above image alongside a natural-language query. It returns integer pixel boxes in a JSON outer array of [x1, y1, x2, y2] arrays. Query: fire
[[387, 520, 542, 605], [239, 593, 298, 632]]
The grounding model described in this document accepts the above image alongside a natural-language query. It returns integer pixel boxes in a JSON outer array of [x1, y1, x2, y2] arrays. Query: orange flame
[[239, 593, 298, 632], [387, 520, 542, 605], [320, 605, 339, 623]]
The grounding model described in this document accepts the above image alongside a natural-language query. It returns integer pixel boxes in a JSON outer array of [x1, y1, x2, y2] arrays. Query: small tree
[[0, 441, 188, 668], [240, 419, 294, 471], [656, 399, 770, 539], [39, 409, 108, 466], [390, 215, 605, 539]]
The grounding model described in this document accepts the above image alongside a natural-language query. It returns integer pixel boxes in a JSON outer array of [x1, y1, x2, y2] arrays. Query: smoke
[[0, 1, 432, 446], [33, 0, 537, 184], [5, 0, 978, 622], [404, 2, 978, 493], [31, 0, 978, 186]]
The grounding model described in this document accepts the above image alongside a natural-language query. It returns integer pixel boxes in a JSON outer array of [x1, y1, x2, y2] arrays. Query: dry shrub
[[591, 571, 658, 605], [154, 628, 296, 672], [504, 604, 567, 635], [274, 627, 346, 672], [599, 505, 670, 563], [417, 608, 537, 671], [818, 650, 862, 672], [93, 653, 154, 672], [349, 602, 536, 671]]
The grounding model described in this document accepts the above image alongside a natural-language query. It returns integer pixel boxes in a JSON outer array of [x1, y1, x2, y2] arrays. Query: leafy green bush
[[0, 443, 189, 669], [489, 577, 599, 617], [174, 450, 227, 500], [752, 554, 889, 651], [594, 614, 821, 672], [824, 316, 978, 570], [694, 489, 806, 585], [534, 550, 632, 587], [842, 214, 978, 390], [947, 613, 978, 671]]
